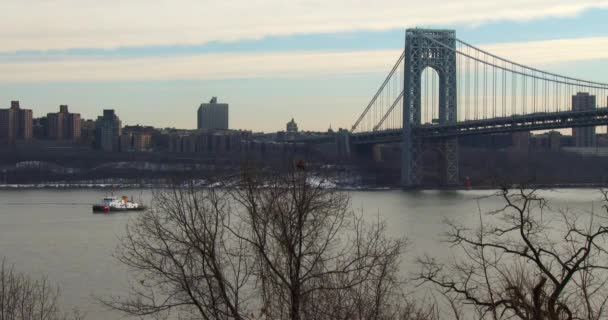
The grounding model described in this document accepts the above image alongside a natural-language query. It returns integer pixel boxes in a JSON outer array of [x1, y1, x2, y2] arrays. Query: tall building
[[95, 109, 122, 151], [47, 105, 81, 140], [197, 97, 229, 130], [572, 92, 596, 147], [0, 101, 33, 141]]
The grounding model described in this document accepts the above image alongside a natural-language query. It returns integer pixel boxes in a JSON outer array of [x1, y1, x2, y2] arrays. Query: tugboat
[[92, 196, 146, 213]]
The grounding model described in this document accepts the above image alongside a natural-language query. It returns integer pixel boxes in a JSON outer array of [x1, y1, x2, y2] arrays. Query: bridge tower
[[402, 29, 458, 187]]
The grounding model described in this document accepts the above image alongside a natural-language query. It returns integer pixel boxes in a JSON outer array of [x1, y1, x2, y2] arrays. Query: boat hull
[[92, 205, 147, 213]]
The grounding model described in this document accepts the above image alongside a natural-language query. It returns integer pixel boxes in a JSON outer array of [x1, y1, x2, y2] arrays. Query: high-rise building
[[0, 108, 12, 140], [95, 109, 122, 151], [197, 97, 229, 130], [0, 101, 33, 141], [47, 105, 81, 140], [572, 92, 596, 147]]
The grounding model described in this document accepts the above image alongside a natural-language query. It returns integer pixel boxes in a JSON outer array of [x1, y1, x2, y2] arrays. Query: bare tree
[[230, 168, 408, 320], [0, 259, 83, 320], [102, 184, 254, 320], [418, 188, 608, 320], [104, 167, 414, 320]]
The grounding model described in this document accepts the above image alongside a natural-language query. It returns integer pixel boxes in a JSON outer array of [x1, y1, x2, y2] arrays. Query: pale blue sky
[[1, 1, 608, 132]]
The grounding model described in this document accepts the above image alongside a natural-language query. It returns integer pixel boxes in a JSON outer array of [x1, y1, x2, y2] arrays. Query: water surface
[[0, 188, 603, 319]]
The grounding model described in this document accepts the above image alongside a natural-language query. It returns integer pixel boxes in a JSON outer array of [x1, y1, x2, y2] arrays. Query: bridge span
[[349, 108, 608, 144], [345, 28, 608, 188]]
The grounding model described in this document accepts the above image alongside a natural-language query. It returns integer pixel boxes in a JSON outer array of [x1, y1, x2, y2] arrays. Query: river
[[0, 188, 605, 319]]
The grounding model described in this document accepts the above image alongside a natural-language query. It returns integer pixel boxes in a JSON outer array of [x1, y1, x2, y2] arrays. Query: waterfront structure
[[572, 92, 596, 147], [95, 109, 122, 151], [197, 97, 229, 130], [0, 101, 33, 141], [47, 105, 81, 140]]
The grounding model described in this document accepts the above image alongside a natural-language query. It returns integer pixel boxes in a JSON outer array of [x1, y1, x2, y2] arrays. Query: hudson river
[[0, 188, 604, 319]]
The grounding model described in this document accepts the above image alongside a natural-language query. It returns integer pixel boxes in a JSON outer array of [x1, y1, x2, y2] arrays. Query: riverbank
[[1, 181, 606, 191]]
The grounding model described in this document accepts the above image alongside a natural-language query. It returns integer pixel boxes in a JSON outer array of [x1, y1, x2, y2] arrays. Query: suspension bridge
[[340, 28, 608, 188]]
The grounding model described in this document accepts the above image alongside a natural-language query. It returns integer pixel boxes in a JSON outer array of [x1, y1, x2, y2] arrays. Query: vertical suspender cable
[[532, 71, 536, 113], [513, 64, 517, 115], [483, 55, 487, 119], [493, 57, 497, 118], [475, 52, 479, 120], [522, 66, 526, 115], [464, 47, 471, 120]]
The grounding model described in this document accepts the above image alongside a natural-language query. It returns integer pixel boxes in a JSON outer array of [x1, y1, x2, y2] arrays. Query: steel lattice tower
[[402, 29, 459, 187]]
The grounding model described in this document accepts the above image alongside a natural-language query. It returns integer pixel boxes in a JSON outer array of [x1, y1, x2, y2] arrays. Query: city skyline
[[1, 1, 608, 132]]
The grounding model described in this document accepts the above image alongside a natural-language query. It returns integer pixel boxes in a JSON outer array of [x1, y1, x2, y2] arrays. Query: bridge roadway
[[297, 108, 608, 145]]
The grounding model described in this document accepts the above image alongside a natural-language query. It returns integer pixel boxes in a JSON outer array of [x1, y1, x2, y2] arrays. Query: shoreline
[[1, 182, 607, 191]]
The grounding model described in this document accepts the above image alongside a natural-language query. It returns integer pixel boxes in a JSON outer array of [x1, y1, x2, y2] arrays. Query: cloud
[[1, 0, 608, 52], [0, 50, 402, 82], [1, 36, 608, 83]]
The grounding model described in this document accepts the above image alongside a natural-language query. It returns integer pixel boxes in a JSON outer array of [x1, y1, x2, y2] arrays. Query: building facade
[[572, 92, 596, 147], [0, 101, 33, 141], [197, 97, 229, 130], [95, 109, 122, 151], [47, 105, 81, 140], [120, 126, 155, 152], [168, 129, 250, 154], [119, 133, 152, 152]]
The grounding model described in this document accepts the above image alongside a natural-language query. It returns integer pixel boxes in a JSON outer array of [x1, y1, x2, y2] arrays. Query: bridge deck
[[349, 108, 608, 144]]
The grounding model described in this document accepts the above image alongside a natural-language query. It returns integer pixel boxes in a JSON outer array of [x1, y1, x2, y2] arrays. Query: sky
[[1, 0, 608, 132]]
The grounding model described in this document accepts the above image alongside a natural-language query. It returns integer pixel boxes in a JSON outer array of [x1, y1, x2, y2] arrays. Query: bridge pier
[[402, 28, 459, 188], [443, 138, 459, 186]]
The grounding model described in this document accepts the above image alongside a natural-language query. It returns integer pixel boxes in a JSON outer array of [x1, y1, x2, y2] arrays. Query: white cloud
[[1, 36, 608, 83], [0, 50, 402, 82], [1, 0, 607, 52]]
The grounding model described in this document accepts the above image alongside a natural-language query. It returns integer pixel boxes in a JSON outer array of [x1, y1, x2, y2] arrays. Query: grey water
[[0, 188, 605, 320]]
